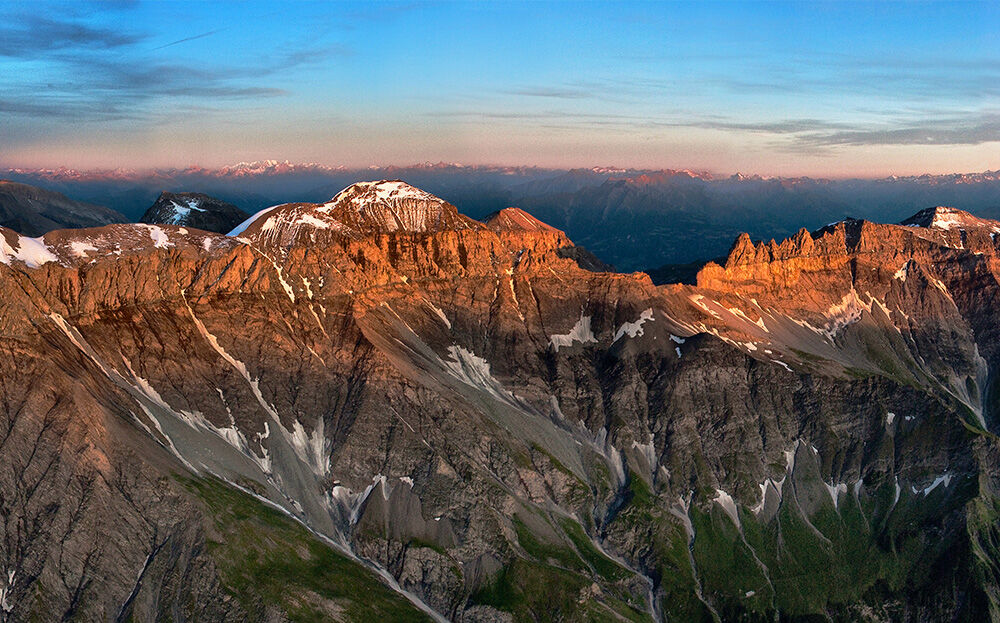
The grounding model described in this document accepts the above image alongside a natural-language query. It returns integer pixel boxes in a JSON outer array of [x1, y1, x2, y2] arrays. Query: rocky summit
[[140, 191, 250, 234], [0, 181, 999, 622]]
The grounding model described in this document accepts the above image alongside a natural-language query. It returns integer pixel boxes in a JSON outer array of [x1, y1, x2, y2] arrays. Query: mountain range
[[0, 180, 127, 237], [0, 179, 998, 621], [6, 163, 1000, 272]]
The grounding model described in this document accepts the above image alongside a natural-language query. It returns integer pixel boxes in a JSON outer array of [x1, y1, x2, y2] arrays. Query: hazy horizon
[[5, 158, 1000, 182]]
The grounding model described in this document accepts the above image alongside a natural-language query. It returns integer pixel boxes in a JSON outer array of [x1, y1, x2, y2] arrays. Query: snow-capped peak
[[316, 180, 470, 233], [900, 206, 1000, 233], [227, 180, 479, 245], [325, 180, 439, 209]]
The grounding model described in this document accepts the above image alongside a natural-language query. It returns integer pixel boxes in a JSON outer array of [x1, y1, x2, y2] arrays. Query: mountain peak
[[900, 206, 1000, 232], [140, 191, 248, 234], [318, 180, 478, 234], [332, 180, 435, 202], [483, 207, 560, 234], [229, 180, 481, 245]]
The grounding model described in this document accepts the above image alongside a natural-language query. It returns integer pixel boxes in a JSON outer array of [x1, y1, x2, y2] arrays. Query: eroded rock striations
[[0, 182, 999, 621]]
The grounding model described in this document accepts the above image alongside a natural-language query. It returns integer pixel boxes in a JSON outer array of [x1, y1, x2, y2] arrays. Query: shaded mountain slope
[[140, 191, 249, 234], [0, 180, 126, 236]]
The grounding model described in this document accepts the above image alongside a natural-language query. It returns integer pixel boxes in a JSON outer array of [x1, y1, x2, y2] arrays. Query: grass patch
[[181, 476, 432, 623], [558, 517, 629, 582], [470, 558, 649, 623], [512, 515, 585, 572]]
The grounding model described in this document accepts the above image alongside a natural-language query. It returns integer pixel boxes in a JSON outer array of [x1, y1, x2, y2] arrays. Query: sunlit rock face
[[0, 187, 999, 621]]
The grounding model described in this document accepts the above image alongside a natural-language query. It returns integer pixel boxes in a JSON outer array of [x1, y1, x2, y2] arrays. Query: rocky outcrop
[[485, 207, 612, 272], [0, 192, 999, 621], [140, 191, 248, 234]]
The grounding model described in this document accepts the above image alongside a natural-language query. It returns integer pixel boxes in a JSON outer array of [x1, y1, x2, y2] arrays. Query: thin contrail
[[153, 28, 224, 50]]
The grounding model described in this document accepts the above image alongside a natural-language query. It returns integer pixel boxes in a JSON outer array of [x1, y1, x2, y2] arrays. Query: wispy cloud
[[428, 104, 1000, 150], [507, 87, 595, 99], [798, 112, 1000, 147], [0, 13, 341, 126], [0, 15, 142, 57], [269, 44, 353, 71], [678, 111, 1000, 150], [689, 119, 856, 134]]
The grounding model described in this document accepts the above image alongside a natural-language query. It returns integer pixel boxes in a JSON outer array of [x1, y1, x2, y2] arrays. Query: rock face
[[140, 191, 249, 234], [484, 207, 613, 272], [0, 180, 126, 236], [1, 188, 999, 622]]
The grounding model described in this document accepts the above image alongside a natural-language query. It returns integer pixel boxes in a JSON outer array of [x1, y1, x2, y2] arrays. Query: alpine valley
[[2, 179, 1000, 623]]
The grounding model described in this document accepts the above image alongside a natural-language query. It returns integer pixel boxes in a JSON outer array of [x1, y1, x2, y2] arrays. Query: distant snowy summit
[[140, 191, 248, 234]]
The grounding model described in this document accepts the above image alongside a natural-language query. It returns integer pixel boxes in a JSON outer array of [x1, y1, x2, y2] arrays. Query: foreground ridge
[[0, 188, 998, 621]]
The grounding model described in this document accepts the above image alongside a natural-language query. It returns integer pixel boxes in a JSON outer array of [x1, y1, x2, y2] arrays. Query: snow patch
[[669, 495, 695, 543], [143, 225, 172, 249], [612, 308, 654, 342], [426, 302, 451, 329], [549, 396, 566, 420], [0, 569, 15, 614], [771, 359, 792, 372], [228, 204, 283, 236], [594, 427, 626, 489], [893, 261, 910, 281], [712, 489, 741, 528], [69, 240, 99, 258], [167, 199, 205, 224], [727, 306, 769, 332], [289, 417, 328, 477], [0, 234, 59, 268], [549, 314, 598, 351], [690, 294, 722, 318], [825, 482, 848, 508], [443, 345, 516, 404], [295, 213, 334, 230], [822, 289, 870, 338], [631, 439, 657, 471], [917, 473, 953, 496]]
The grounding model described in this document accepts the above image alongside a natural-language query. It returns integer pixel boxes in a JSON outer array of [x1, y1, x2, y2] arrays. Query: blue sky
[[1, 0, 998, 176]]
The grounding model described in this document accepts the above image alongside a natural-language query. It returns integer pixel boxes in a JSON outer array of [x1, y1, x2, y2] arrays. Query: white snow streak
[[612, 308, 654, 343], [549, 314, 598, 351], [712, 489, 741, 528]]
